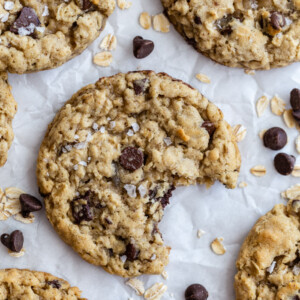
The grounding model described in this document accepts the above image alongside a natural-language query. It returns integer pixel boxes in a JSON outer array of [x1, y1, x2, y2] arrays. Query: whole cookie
[[0, 72, 17, 166], [235, 200, 300, 299], [0, 0, 115, 73], [0, 268, 85, 299], [37, 71, 240, 277], [162, 0, 300, 70]]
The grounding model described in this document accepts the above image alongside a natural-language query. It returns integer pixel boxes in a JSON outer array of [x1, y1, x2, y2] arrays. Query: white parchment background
[[1, 0, 300, 299]]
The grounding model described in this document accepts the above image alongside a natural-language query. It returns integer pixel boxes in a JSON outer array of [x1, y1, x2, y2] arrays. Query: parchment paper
[[1, 0, 300, 299]]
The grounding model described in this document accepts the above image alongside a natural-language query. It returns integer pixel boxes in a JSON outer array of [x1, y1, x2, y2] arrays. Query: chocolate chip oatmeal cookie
[[235, 200, 300, 299], [0, 72, 17, 166], [0, 0, 114, 73], [37, 71, 240, 277], [0, 269, 85, 299], [162, 0, 300, 70]]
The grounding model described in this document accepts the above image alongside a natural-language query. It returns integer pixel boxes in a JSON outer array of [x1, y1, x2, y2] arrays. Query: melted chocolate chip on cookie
[[119, 147, 144, 172]]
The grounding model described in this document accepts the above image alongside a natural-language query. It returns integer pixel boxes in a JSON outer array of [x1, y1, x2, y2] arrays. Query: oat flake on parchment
[[126, 278, 145, 296], [195, 73, 211, 84], [283, 109, 296, 128], [281, 184, 300, 201], [117, 0, 132, 10], [93, 52, 113, 67], [232, 124, 247, 142], [250, 165, 267, 177], [139, 12, 152, 30], [144, 282, 167, 300], [211, 237, 226, 255], [256, 96, 269, 117], [153, 13, 170, 33], [8, 248, 25, 258], [271, 95, 286, 116]]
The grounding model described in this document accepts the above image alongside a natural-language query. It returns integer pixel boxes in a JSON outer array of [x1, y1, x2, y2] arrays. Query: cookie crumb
[[144, 282, 167, 300], [271, 95, 286, 116], [232, 124, 247, 142], [100, 34, 117, 51], [244, 69, 255, 75], [197, 229, 206, 238], [117, 0, 132, 10], [139, 12, 151, 30], [153, 13, 170, 33], [161, 270, 168, 280], [126, 278, 145, 296], [283, 109, 296, 128], [93, 52, 113, 67], [211, 237, 226, 255], [250, 165, 267, 177], [195, 73, 211, 83], [238, 181, 248, 188], [256, 96, 269, 117]]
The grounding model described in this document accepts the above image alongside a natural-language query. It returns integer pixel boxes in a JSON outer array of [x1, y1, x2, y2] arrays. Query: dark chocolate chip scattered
[[201, 121, 216, 136], [185, 284, 209, 300], [1, 230, 24, 252], [47, 280, 61, 289], [293, 296, 300, 300], [157, 186, 175, 209], [119, 147, 144, 172], [71, 196, 93, 224], [263, 127, 287, 150], [270, 12, 286, 30], [10, 7, 41, 35], [125, 243, 139, 261], [133, 78, 147, 95], [291, 88, 300, 111], [133, 36, 154, 59], [194, 16, 202, 25], [274, 153, 295, 175], [19, 194, 42, 217]]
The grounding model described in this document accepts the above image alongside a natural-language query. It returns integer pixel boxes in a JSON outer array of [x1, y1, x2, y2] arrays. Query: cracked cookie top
[[162, 0, 300, 70], [0, 269, 84, 299], [235, 200, 300, 300], [37, 71, 240, 277], [0, 0, 115, 73], [0, 72, 17, 167]]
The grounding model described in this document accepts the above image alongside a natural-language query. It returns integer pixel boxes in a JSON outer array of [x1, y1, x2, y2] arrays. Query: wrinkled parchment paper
[[2, 0, 300, 299]]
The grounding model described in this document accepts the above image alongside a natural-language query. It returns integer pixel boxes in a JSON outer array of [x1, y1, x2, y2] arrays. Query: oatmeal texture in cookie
[[0, 72, 17, 166], [235, 200, 300, 299], [0, 0, 115, 73], [162, 0, 300, 70], [0, 269, 85, 299], [37, 71, 240, 277]]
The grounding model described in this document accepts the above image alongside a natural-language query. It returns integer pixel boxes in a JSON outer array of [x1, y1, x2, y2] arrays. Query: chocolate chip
[[1, 230, 24, 252], [10, 7, 41, 35], [291, 88, 300, 111], [125, 243, 139, 261], [194, 16, 202, 25], [133, 79, 148, 95], [201, 121, 216, 136], [19, 194, 42, 217], [270, 12, 286, 30], [293, 296, 300, 300], [157, 186, 175, 209], [82, 0, 92, 10], [263, 127, 287, 150], [185, 284, 209, 300], [47, 280, 61, 289], [105, 217, 112, 224], [293, 110, 300, 121], [133, 36, 154, 59], [274, 153, 295, 175], [119, 147, 144, 172], [71, 197, 93, 224], [216, 15, 233, 35]]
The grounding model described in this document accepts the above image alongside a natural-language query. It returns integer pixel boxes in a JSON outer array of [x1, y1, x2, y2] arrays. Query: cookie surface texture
[[0, 72, 17, 166], [162, 0, 300, 70], [0, 268, 84, 299], [37, 71, 240, 277], [0, 0, 115, 73], [235, 200, 300, 299]]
